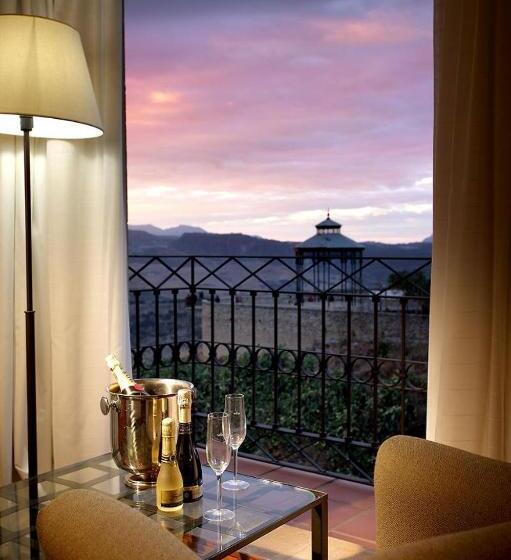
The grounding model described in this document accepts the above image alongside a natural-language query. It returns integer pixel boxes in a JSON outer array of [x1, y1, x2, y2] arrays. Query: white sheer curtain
[[0, 0, 131, 484], [427, 0, 511, 459]]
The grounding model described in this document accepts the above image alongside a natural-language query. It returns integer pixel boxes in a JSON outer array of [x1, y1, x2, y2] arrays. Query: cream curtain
[[427, 0, 511, 459], [0, 0, 130, 484]]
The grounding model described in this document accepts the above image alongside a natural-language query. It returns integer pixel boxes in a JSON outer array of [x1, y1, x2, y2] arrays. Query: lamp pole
[[21, 115, 38, 479]]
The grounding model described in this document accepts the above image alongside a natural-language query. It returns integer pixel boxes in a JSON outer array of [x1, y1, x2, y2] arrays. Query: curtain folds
[[0, 0, 130, 484], [427, 0, 511, 459]]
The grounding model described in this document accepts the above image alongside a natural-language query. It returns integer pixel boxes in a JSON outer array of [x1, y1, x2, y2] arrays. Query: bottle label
[[178, 407, 192, 424], [183, 484, 203, 502], [178, 389, 193, 423], [178, 423, 193, 435], [159, 489, 183, 508]]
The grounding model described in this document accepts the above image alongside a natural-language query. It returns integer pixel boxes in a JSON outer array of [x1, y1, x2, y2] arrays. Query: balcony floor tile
[[317, 478, 375, 509], [331, 508, 377, 544], [329, 529, 377, 551], [262, 467, 334, 489], [230, 458, 280, 477], [287, 501, 361, 532]]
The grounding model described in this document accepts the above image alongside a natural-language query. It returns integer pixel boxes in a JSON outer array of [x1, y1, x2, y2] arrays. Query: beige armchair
[[37, 489, 199, 560], [370, 435, 511, 559]]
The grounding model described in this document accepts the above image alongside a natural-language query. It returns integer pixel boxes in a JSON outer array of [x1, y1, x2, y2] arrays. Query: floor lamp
[[0, 15, 103, 479]]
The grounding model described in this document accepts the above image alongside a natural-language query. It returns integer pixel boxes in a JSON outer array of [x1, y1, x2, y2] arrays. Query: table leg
[[312, 496, 328, 560]]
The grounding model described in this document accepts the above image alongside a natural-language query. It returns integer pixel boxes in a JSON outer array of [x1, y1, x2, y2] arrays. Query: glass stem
[[217, 474, 222, 510], [234, 448, 238, 483]]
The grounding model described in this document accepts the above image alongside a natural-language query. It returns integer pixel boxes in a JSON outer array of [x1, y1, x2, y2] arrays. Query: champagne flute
[[204, 412, 235, 522], [222, 394, 249, 491]]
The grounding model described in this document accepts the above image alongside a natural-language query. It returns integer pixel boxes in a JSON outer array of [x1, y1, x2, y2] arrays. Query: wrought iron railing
[[128, 255, 431, 484]]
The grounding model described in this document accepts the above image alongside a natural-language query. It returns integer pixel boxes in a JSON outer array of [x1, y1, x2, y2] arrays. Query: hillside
[[129, 224, 206, 237], [128, 230, 294, 256], [362, 241, 432, 259], [129, 229, 432, 258]]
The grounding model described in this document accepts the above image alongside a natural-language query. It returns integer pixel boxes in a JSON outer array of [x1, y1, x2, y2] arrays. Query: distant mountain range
[[128, 225, 432, 259], [129, 224, 207, 237], [128, 229, 294, 256]]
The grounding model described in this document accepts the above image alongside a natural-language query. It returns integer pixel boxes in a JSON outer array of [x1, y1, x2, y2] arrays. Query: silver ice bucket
[[100, 378, 194, 489]]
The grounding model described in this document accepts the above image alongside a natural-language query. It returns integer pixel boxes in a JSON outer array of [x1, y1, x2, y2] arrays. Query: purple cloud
[[125, 0, 432, 242]]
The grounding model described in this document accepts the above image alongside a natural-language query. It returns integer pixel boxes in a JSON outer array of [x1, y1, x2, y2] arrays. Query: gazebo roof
[[316, 216, 341, 229], [296, 213, 364, 251], [297, 232, 364, 250]]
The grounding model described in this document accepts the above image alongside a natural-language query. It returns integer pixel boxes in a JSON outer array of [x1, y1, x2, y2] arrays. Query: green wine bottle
[[176, 389, 203, 502]]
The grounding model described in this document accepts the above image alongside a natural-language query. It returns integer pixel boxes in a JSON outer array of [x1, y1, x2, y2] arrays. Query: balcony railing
[[128, 254, 431, 484]]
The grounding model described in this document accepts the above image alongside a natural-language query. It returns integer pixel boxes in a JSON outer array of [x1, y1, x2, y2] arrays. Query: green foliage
[[377, 341, 391, 358], [141, 348, 426, 479], [387, 269, 430, 297]]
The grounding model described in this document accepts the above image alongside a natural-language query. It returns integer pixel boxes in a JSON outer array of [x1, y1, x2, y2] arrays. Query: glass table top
[[0, 454, 325, 559]]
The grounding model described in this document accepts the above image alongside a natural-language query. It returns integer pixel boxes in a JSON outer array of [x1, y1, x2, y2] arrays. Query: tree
[[387, 269, 430, 297]]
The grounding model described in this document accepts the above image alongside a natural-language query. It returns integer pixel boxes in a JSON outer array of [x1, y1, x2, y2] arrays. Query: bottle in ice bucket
[[176, 388, 203, 502], [157, 417, 184, 512], [105, 354, 149, 396]]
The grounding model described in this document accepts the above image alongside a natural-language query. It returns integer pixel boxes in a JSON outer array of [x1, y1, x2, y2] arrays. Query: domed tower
[[295, 213, 364, 294]]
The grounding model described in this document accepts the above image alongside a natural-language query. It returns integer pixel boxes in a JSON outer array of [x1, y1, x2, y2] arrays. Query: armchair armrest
[[374, 436, 511, 549], [370, 521, 511, 560]]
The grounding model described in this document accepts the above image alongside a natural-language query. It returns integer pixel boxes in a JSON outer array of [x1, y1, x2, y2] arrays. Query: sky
[[125, 0, 432, 243]]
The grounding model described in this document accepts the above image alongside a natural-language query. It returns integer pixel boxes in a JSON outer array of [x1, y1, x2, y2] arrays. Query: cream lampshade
[[0, 14, 103, 138]]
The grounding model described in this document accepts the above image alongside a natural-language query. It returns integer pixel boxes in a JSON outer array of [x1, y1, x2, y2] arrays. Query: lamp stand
[[20, 115, 38, 480]]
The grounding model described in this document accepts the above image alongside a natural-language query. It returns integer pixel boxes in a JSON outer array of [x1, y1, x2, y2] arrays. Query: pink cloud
[[149, 90, 183, 104], [125, 0, 432, 242], [315, 16, 430, 45]]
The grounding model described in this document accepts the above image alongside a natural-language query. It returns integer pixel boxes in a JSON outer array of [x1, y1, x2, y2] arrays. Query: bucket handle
[[100, 394, 119, 415]]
